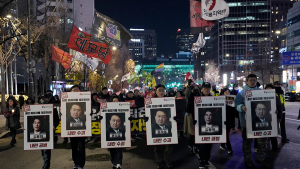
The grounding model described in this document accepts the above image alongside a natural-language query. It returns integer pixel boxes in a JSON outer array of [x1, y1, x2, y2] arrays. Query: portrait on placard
[[66, 102, 86, 130], [150, 108, 172, 138], [198, 107, 223, 136], [106, 113, 126, 141], [251, 101, 272, 131], [24, 104, 54, 150], [27, 115, 50, 142]]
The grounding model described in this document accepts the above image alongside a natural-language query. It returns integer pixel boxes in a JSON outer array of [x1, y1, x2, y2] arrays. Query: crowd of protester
[[2, 73, 289, 169]]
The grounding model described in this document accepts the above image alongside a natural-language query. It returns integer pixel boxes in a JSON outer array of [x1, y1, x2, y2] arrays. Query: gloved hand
[[128, 117, 133, 121], [173, 116, 178, 122], [193, 120, 197, 125], [143, 116, 149, 122]]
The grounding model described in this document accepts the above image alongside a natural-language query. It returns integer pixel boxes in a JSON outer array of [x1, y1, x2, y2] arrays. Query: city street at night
[[0, 102, 299, 169]]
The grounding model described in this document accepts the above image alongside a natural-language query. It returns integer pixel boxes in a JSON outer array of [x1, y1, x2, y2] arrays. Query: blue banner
[[282, 51, 300, 65]]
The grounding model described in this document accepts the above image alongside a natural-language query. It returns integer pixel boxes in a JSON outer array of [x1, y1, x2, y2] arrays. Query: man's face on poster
[[33, 119, 41, 132], [110, 115, 121, 130], [70, 104, 82, 119], [155, 111, 167, 126], [204, 111, 213, 125], [255, 103, 267, 119]]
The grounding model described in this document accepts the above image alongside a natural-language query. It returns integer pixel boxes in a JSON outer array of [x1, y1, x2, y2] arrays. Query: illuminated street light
[[112, 46, 117, 50], [205, 63, 208, 66], [275, 30, 280, 34], [6, 15, 12, 18]]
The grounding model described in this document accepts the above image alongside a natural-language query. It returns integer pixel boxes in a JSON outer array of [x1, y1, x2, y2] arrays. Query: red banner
[[51, 45, 73, 69], [190, 0, 216, 34], [67, 26, 113, 64]]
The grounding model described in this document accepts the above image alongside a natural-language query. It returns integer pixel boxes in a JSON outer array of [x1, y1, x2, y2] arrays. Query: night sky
[[95, 0, 190, 56]]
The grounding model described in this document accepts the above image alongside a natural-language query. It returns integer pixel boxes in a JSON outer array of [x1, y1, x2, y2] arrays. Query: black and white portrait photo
[[150, 108, 172, 138], [66, 102, 86, 130], [198, 108, 223, 135], [251, 101, 272, 131], [106, 113, 126, 141], [27, 116, 50, 142]]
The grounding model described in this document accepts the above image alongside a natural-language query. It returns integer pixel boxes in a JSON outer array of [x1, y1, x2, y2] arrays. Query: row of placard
[[23, 90, 278, 150]]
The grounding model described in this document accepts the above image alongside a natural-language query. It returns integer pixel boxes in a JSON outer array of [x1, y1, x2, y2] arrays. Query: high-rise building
[[206, 1, 273, 85], [36, 0, 94, 33], [129, 39, 145, 61], [174, 29, 194, 52], [129, 29, 157, 60], [270, 0, 296, 77]]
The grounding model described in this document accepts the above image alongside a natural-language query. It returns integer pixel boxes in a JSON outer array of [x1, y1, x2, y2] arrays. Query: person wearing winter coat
[[4, 97, 20, 146]]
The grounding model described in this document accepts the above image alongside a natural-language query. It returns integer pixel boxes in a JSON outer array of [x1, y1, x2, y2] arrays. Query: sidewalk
[[0, 111, 24, 138]]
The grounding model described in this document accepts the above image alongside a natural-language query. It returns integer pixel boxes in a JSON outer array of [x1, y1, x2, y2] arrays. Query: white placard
[[145, 97, 178, 145], [226, 95, 236, 107], [100, 102, 131, 148], [194, 96, 226, 144], [23, 104, 54, 150], [60, 92, 92, 137], [245, 89, 278, 138]]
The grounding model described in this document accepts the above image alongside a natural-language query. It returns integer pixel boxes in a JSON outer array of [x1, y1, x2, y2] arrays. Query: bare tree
[[0, 17, 23, 110]]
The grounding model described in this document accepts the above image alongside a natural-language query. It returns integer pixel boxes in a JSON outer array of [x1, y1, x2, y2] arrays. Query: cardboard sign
[[24, 104, 54, 150], [245, 89, 278, 138], [194, 96, 226, 144], [60, 92, 92, 137], [100, 102, 131, 148], [145, 97, 178, 145]]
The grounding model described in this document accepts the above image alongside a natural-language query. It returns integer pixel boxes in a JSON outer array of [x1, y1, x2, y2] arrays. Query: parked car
[[285, 92, 297, 102]]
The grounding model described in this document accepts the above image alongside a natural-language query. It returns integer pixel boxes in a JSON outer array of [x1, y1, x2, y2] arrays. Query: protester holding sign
[[101, 96, 131, 169], [196, 82, 215, 169], [63, 85, 89, 169], [219, 88, 239, 154], [145, 84, 178, 169], [185, 84, 200, 153], [235, 74, 269, 168]]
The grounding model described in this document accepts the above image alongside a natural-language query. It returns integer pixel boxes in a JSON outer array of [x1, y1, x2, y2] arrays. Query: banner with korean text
[[67, 26, 112, 64]]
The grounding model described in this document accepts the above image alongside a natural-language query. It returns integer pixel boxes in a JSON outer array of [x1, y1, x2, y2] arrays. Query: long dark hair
[[6, 97, 17, 108]]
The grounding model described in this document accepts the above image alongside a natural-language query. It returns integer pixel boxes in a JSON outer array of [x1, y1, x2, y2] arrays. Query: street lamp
[[6, 15, 12, 18], [112, 46, 117, 50], [205, 63, 208, 66]]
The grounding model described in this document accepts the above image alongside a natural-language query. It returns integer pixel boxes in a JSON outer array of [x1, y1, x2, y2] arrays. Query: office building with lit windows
[[174, 29, 194, 52], [205, 1, 272, 85], [129, 39, 145, 61], [270, 0, 296, 79], [129, 29, 157, 60]]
